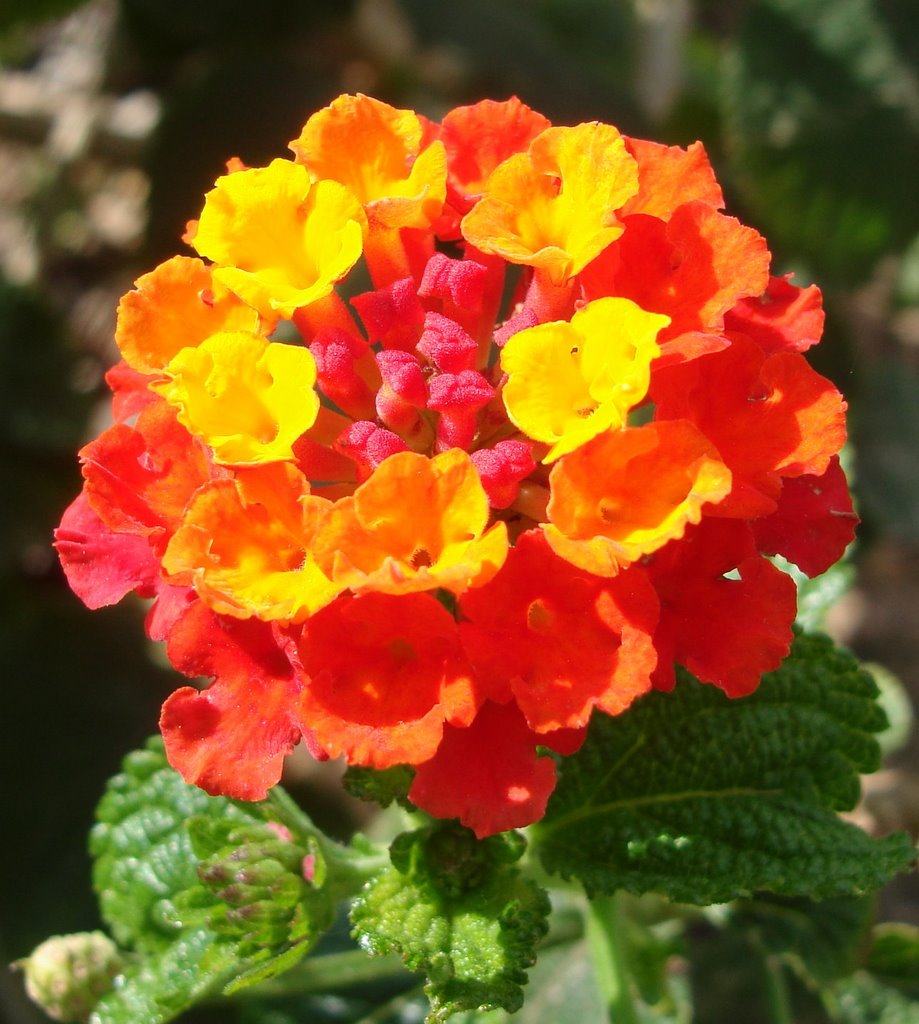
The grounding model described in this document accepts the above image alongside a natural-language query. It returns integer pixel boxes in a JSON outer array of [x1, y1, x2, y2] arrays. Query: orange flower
[[192, 158, 363, 318], [312, 448, 508, 595], [162, 462, 341, 622], [290, 93, 446, 232], [544, 420, 732, 576], [461, 122, 639, 284], [114, 255, 265, 374], [440, 96, 551, 209]]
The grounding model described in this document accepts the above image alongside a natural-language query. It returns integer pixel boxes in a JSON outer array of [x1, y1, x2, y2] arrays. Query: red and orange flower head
[[54, 93, 855, 837]]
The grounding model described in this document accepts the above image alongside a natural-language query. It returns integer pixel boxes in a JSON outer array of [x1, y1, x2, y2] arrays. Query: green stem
[[762, 955, 793, 1024], [586, 893, 638, 1024], [230, 949, 408, 1001]]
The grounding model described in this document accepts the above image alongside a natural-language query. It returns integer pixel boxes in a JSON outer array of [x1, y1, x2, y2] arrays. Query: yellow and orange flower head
[[55, 93, 858, 836]]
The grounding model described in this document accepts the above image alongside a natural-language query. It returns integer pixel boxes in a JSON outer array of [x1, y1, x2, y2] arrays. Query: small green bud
[[18, 931, 123, 1022]]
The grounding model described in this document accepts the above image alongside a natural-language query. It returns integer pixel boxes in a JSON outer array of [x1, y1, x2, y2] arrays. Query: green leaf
[[350, 822, 550, 1022], [87, 737, 343, 1023], [533, 633, 915, 904], [90, 737, 253, 952], [90, 928, 242, 1024], [343, 764, 415, 809], [732, 894, 874, 985], [865, 924, 919, 996]]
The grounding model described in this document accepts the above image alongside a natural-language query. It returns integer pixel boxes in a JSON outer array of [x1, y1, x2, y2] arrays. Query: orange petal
[[544, 420, 732, 575], [312, 448, 508, 596], [461, 122, 639, 285], [290, 93, 446, 231], [115, 255, 265, 374], [162, 462, 342, 622], [621, 137, 724, 219], [441, 96, 550, 205]]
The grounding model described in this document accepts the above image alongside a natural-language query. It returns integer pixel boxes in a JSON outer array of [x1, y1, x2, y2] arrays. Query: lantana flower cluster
[[55, 94, 856, 838]]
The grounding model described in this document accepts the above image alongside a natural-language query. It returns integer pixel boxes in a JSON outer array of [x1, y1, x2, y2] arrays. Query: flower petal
[[544, 420, 732, 575], [295, 592, 478, 768]]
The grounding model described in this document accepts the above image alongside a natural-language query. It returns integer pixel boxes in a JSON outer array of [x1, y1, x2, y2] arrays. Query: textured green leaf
[[351, 823, 550, 1022], [732, 894, 873, 984], [533, 633, 915, 904], [87, 738, 342, 1023], [90, 928, 241, 1024], [90, 737, 253, 952]]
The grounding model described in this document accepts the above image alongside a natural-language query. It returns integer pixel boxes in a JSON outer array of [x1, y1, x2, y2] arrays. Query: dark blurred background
[[2, 1, 919, 1021]]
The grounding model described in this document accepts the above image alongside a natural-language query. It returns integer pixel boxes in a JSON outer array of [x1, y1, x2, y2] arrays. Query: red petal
[[459, 530, 658, 731], [753, 456, 857, 577], [409, 700, 558, 838], [647, 519, 797, 697], [582, 203, 769, 340], [295, 592, 478, 768], [655, 334, 847, 518], [160, 602, 305, 800], [724, 274, 824, 354], [54, 493, 159, 609]]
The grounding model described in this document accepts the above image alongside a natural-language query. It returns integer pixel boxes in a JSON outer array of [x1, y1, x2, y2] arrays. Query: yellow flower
[[191, 159, 363, 318], [153, 331, 319, 465], [461, 123, 639, 284], [501, 297, 669, 461]]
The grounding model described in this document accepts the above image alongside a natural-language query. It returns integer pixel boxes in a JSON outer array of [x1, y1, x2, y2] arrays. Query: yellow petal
[[501, 297, 669, 461], [192, 159, 362, 317], [461, 123, 639, 284], [153, 331, 319, 465]]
